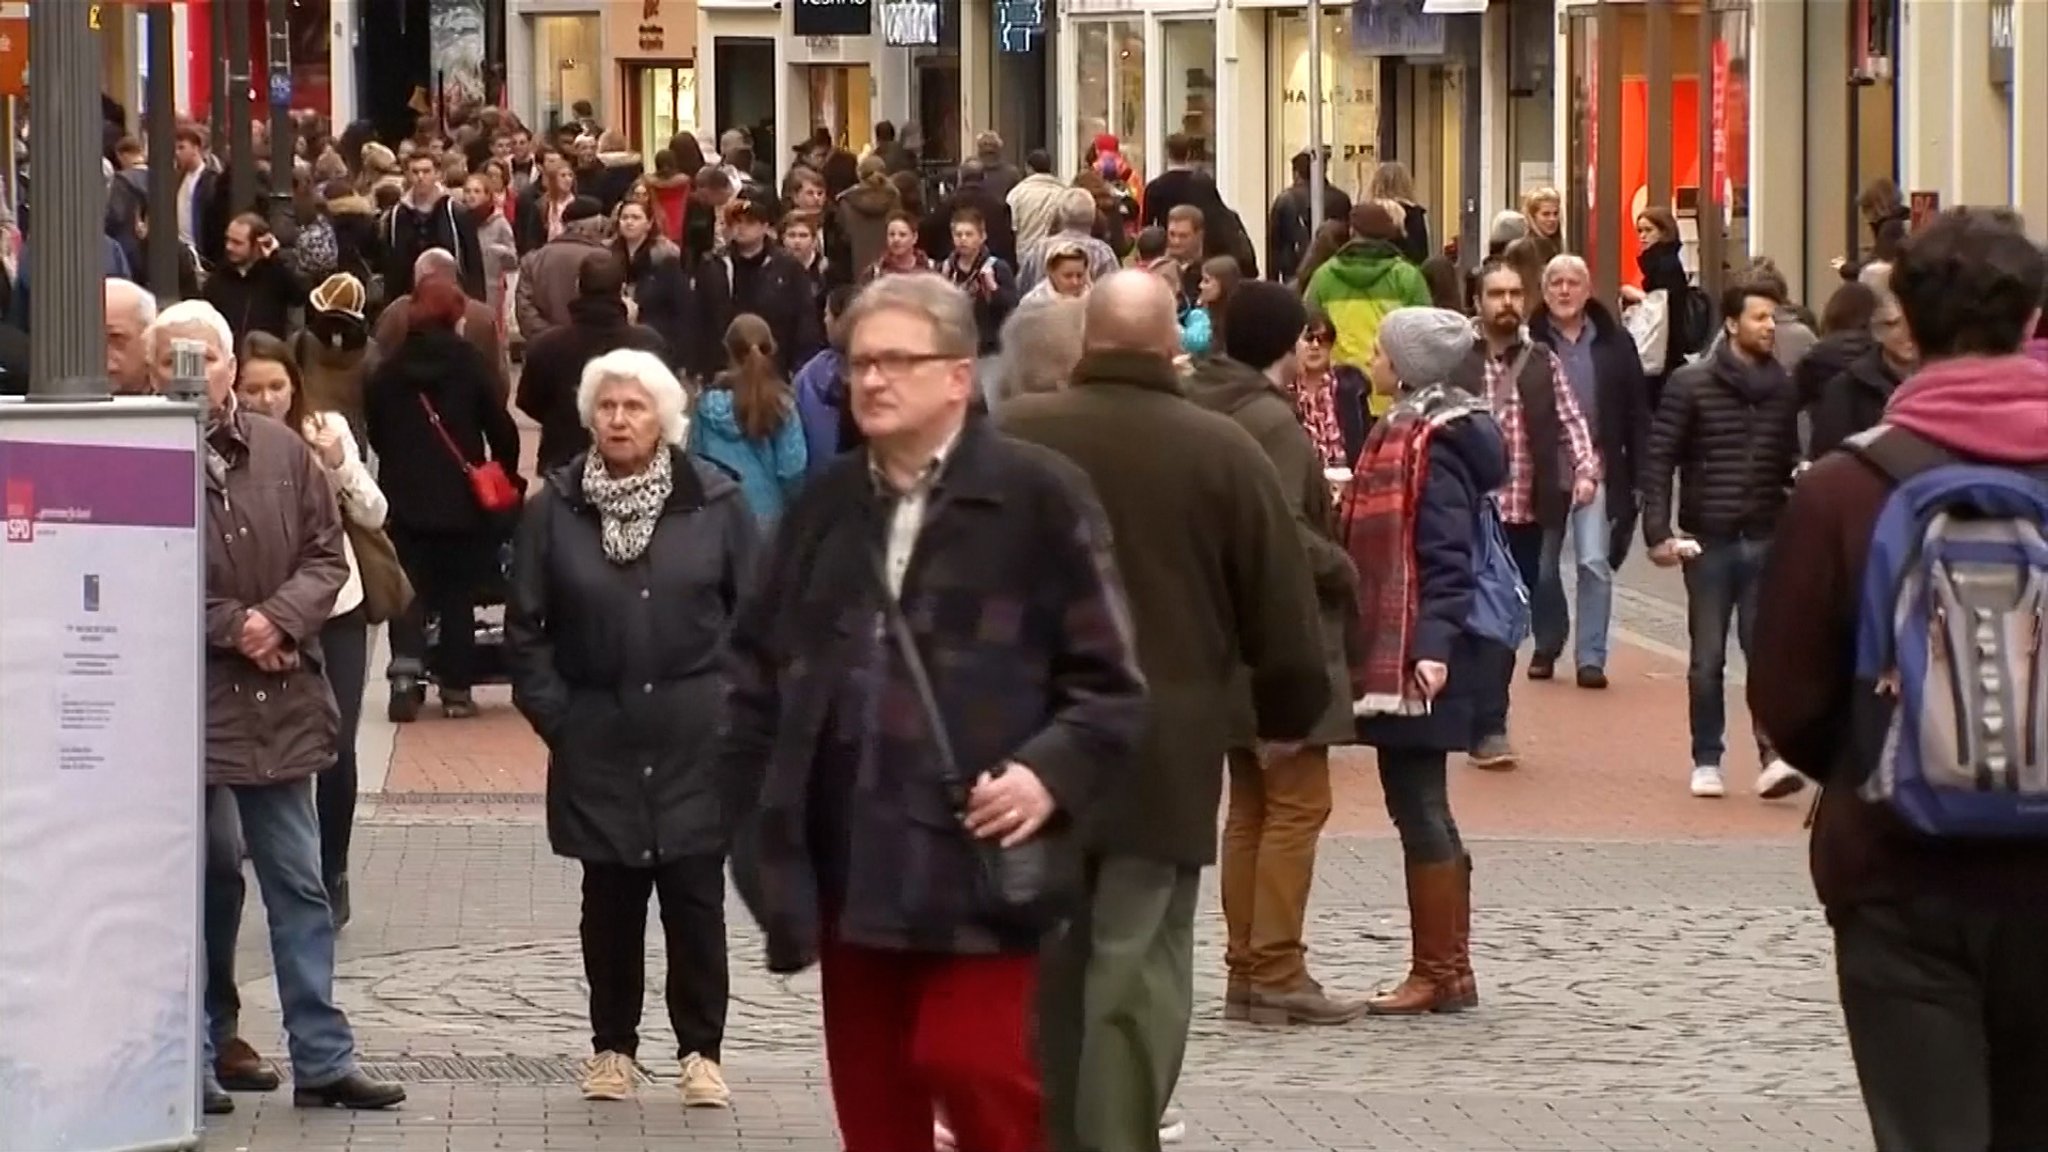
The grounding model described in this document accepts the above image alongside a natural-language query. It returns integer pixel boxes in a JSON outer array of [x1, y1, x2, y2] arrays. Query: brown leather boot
[[1224, 976, 1250, 1021], [215, 1035, 281, 1092], [1248, 975, 1369, 1025], [1444, 854, 1479, 1009], [1366, 860, 1469, 1016]]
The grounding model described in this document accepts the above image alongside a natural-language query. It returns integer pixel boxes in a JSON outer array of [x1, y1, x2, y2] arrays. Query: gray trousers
[[1040, 855, 1201, 1152]]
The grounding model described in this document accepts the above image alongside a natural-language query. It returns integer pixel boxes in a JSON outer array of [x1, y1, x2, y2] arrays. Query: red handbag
[[418, 394, 521, 514]]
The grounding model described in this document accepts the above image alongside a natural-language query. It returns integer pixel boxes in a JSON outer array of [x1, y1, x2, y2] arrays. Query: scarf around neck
[[1342, 383, 1488, 716], [581, 448, 673, 564]]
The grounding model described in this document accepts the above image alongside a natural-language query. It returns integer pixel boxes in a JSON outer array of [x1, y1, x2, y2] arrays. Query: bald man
[[372, 248, 508, 402], [106, 278, 159, 394], [999, 270, 1327, 1152]]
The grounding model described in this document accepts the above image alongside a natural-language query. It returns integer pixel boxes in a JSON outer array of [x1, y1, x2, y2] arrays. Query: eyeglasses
[[847, 351, 959, 380]]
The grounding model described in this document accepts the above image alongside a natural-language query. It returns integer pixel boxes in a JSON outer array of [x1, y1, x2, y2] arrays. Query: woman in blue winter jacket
[[690, 313, 808, 527]]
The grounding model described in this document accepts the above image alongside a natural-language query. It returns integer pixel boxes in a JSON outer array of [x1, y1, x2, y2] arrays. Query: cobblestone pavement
[[212, 824, 1869, 1151]]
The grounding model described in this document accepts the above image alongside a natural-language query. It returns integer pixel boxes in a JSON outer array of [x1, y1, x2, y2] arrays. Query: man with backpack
[[1748, 207, 2048, 1152]]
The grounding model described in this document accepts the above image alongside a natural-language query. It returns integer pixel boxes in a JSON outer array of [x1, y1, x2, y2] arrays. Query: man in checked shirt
[[1448, 258, 1602, 770]]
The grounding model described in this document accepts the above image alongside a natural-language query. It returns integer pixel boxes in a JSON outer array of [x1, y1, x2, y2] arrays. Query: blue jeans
[[202, 778, 359, 1087], [1472, 522, 1548, 742], [1534, 483, 1614, 670], [204, 785, 245, 1047], [1681, 537, 1773, 767]]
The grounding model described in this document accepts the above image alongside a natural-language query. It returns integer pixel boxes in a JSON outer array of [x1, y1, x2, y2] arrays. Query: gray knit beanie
[[1378, 307, 1476, 388], [1488, 210, 1530, 251]]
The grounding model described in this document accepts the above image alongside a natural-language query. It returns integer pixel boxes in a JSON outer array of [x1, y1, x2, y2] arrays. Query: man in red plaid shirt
[[1449, 259, 1601, 769]]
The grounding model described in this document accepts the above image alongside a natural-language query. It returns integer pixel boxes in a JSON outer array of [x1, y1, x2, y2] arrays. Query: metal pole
[[146, 2, 182, 301], [1307, 0, 1326, 230], [210, 0, 230, 149], [26, 0, 110, 398], [266, 0, 294, 232], [226, 0, 256, 214]]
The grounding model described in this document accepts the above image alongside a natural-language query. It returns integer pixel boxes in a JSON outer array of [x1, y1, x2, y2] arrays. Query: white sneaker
[[1690, 765, 1726, 798], [934, 1118, 957, 1152], [1160, 1108, 1188, 1144], [580, 1050, 635, 1101], [678, 1052, 730, 1108], [1756, 758, 1807, 800]]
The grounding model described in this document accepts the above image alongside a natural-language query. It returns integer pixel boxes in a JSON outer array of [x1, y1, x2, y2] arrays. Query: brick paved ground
[[205, 548, 1866, 1150]]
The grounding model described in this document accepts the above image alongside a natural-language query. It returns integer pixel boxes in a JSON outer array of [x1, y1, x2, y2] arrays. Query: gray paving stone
[[204, 821, 1867, 1151]]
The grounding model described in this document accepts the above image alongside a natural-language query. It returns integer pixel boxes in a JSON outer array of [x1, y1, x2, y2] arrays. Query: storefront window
[[1160, 21, 1216, 168], [532, 14, 601, 134], [633, 66, 697, 160], [1710, 0, 1752, 266], [1074, 19, 1145, 176], [1267, 9, 1379, 204]]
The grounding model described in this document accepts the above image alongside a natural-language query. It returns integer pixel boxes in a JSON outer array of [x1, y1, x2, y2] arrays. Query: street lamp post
[[25, 0, 108, 398], [146, 1, 183, 301], [1307, 0, 1326, 231]]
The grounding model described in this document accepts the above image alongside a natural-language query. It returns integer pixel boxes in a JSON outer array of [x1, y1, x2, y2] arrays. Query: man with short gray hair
[[1002, 270, 1328, 1152], [105, 277, 159, 394], [1526, 252, 1650, 691], [1017, 187, 1120, 292], [992, 295, 1087, 402], [719, 271, 1143, 1151], [373, 247, 508, 400]]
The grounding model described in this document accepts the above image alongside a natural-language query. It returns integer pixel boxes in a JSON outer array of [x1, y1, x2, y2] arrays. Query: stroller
[[385, 538, 516, 723]]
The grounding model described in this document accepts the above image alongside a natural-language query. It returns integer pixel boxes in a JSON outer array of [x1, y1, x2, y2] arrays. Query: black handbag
[[871, 548, 1080, 934]]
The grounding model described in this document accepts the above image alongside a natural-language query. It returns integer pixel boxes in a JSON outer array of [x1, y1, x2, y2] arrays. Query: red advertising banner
[[1709, 37, 1730, 201]]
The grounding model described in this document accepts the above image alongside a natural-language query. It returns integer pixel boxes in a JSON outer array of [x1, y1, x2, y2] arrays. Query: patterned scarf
[[581, 448, 673, 565], [1286, 368, 1349, 468], [1340, 383, 1488, 716]]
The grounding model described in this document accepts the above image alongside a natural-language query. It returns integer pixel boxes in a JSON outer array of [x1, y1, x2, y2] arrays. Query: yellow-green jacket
[[1304, 239, 1433, 415]]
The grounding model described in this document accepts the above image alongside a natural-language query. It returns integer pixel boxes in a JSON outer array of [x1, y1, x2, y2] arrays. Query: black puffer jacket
[[1807, 347, 1903, 461], [506, 448, 760, 866], [1639, 343, 1802, 546]]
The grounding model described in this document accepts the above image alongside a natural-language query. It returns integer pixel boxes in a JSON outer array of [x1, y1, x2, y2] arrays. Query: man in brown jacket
[[150, 300, 407, 1117], [1749, 209, 2048, 1152], [373, 248, 509, 404]]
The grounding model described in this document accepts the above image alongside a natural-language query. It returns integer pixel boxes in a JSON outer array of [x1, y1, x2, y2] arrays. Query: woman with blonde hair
[[1369, 161, 1431, 264], [690, 313, 808, 526], [506, 346, 760, 1108], [1520, 186, 1563, 265]]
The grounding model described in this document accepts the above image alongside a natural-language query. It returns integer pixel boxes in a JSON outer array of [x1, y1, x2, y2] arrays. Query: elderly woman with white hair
[[505, 347, 760, 1109]]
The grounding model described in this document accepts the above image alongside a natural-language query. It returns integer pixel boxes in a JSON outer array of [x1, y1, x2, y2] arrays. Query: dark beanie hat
[[1350, 200, 1400, 241], [563, 195, 605, 224], [1224, 282, 1309, 372]]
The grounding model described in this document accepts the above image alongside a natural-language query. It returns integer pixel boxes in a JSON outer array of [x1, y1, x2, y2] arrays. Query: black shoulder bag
[[869, 548, 1081, 935]]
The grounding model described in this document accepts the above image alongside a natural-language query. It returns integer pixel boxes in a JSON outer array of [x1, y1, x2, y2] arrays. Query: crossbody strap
[[416, 393, 476, 475], [867, 545, 974, 810]]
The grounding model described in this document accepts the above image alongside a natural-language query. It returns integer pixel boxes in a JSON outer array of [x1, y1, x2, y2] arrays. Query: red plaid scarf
[[1339, 383, 1489, 715], [1340, 408, 1436, 716]]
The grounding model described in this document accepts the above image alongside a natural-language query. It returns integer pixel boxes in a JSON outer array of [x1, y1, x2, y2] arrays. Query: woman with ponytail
[[689, 313, 808, 527]]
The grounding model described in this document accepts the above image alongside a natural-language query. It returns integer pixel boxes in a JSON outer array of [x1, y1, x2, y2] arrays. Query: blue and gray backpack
[[1465, 493, 1531, 652], [1845, 426, 2048, 838]]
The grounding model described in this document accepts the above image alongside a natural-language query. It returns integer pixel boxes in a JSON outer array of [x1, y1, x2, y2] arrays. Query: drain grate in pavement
[[355, 1053, 643, 1084], [373, 791, 546, 805]]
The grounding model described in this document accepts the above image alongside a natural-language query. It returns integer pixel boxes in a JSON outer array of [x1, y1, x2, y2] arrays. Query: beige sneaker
[[581, 1050, 636, 1101], [679, 1052, 730, 1108]]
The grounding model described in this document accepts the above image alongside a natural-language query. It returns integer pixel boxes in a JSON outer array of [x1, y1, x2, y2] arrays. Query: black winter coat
[[1808, 347, 1903, 461], [1639, 343, 1802, 547], [508, 448, 760, 866], [202, 254, 305, 344], [383, 194, 487, 302], [691, 247, 826, 381], [1355, 411, 1509, 754], [1636, 239, 1695, 398], [920, 184, 1017, 266], [618, 237, 693, 372], [1528, 300, 1651, 531], [516, 296, 670, 474], [364, 326, 525, 535]]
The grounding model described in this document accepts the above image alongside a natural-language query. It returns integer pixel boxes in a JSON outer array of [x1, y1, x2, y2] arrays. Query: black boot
[[294, 1070, 407, 1110], [203, 1083, 235, 1116], [327, 873, 351, 930]]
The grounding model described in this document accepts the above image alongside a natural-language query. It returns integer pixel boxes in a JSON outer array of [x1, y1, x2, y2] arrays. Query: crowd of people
[[26, 95, 2048, 1152]]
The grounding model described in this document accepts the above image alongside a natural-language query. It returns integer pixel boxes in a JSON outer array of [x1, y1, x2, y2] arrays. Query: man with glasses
[[1807, 264, 1919, 458], [720, 272, 1145, 1152]]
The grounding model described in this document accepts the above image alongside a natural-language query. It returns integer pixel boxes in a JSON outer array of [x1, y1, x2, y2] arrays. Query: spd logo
[[5, 478, 34, 543]]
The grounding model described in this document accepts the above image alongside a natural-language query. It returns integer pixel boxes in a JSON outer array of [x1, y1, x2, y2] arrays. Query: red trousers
[[820, 935, 1046, 1152]]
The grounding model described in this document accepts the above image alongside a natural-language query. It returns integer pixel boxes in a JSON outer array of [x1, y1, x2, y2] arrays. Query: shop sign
[[794, 0, 872, 39], [881, 0, 938, 46], [1988, 0, 2013, 87], [1353, 0, 1447, 58], [997, 0, 1043, 53], [0, 16, 21, 98], [1709, 38, 1729, 195]]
